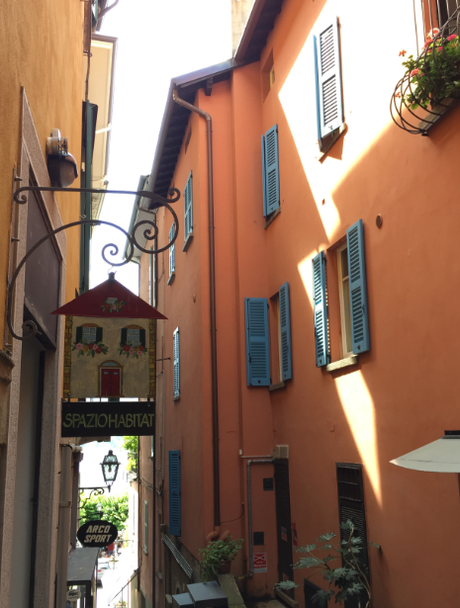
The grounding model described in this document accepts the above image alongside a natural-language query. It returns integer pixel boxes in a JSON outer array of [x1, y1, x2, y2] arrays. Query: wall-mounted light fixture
[[101, 449, 120, 491], [79, 449, 121, 505], [46, 128, 78, 188]]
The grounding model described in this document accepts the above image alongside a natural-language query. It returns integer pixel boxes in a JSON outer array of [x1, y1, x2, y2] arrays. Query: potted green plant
[[199, 535, 243, 581], [276, 520, 381, 608], [399, 28, 460, 109]]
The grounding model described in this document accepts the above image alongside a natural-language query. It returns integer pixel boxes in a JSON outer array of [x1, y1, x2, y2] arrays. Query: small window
[[261, 125, 280, 218], [121, 326, 146, 348], [168, 223, 176, 284], [269, 283, 293, 385], [313, 219, 369, 367], [336, 463, 369, 606], [337, 242, 353, 358], [314, 17, 344, 154], [183, 171, 193, 251], [173, 327, 180, 399], [83, 326, 97, 343], [246, 285, 292, 387], [262, 49, 275, 100], [76, 324, 102, 345], [432, 0, 459, 31], [169, 450, 181, 536]]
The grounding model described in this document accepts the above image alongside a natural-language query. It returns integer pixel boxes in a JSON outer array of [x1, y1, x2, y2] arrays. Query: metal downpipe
[[172, 90, 220, 527]]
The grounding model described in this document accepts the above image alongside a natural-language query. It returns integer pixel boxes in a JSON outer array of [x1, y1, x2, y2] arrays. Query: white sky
[[90, 0, 232, 293]]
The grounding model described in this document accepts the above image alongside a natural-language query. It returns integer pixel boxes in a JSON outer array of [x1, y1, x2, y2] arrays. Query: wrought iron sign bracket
[[8, 184, 180, 341]]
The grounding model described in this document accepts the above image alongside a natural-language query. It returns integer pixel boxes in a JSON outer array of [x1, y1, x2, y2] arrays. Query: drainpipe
[[244, 457, 274, 577], [172, 90, 221, 527]]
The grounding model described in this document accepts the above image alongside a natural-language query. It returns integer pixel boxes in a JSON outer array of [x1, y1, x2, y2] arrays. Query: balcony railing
[[390, 3, 460, 134]]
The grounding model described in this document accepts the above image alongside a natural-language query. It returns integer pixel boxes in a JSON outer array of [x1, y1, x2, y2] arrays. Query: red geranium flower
[[96, 347, 102, 354], [88, 343, 94, 349], [123, 345, 130, 351], [139, 345, 145, 351]]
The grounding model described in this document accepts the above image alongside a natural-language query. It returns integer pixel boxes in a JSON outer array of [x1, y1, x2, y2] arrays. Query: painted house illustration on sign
[[52, 273, 167, 399]]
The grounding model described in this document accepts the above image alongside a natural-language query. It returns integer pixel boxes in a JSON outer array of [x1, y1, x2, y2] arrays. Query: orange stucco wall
[[146, 0, 460, 605], [0, 0, 84, 344]]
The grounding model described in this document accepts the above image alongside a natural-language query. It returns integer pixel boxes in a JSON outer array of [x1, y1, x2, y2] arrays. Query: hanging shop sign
[[52, 274, 167, 400], [61, 400, 154, 437], [77, 520, 118, 547]]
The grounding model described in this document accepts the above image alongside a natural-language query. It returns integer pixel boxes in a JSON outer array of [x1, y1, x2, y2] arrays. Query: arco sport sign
[[77, 520, 118, 547]]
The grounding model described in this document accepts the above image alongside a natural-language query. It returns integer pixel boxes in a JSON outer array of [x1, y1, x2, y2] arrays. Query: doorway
[[274, 459, 294, 593]]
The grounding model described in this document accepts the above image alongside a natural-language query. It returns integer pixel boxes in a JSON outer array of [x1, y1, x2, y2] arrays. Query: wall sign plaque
[[61, 400, 154, 437]]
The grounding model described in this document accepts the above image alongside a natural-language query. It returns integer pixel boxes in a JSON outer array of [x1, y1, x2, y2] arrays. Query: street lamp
[[79, 449, 121, 505], [101, 449, 120, 491]]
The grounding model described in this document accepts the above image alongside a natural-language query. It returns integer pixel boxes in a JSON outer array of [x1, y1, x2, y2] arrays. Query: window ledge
[[269, 381, 286, 392], [418, 97, 460, 133], [167, 272, 175, 285], [173, 395, 180, 402], [182, 233, 193, 252], [318, 123, 346, 161], [264, 206, 281, 229], [326, 355, 358, 373]]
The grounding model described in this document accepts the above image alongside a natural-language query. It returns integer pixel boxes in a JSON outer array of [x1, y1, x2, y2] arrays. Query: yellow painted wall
[[0, 0, 85, 345]]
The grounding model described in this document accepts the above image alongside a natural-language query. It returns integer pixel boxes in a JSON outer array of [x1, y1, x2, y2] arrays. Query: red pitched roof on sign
[[51, 274, 167, 319]]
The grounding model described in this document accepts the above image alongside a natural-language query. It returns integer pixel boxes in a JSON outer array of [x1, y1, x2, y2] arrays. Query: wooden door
[[101, 368, 120, 397]]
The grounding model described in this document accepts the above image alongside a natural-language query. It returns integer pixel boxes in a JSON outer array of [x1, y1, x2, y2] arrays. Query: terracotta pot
[[219, 560, 231, 574]]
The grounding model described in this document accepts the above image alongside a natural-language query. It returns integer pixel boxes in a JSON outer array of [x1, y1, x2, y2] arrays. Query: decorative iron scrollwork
[[8, 184, 180, 340]]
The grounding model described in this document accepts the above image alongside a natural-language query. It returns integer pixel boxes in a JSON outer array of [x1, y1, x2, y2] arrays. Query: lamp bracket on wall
[[8, 184, 180, 341], [78, 486, 108, 507]]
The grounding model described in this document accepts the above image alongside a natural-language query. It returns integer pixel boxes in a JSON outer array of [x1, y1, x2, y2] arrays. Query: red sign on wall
[[253, 552, 267, 573]]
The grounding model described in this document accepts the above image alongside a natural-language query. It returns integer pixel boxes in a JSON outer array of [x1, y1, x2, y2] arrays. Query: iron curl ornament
[[8, 184, 180, 340], [390, 8, 460, 135]]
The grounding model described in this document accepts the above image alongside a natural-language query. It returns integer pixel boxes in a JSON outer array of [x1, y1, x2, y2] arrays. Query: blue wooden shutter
[[169, 223, 175, 277], [346, 219, 370, 354], [169, 450, 181, 536], [140, 328, 146, 347], [120, 328, 127, 346], [245, 298, 270, 386], [314, 18, 343, 141], [312, 251, 330, 367], [279, 282, 292, 381], [76, 326, 83, 343], [173, 327, 180, 397], [261, 125, 280, 217], [95, 327, 103, 343], [184, 171, 193, 241]]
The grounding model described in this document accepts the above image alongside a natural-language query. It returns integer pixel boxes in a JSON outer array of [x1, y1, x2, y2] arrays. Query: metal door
[[274, 459, 294, 593]]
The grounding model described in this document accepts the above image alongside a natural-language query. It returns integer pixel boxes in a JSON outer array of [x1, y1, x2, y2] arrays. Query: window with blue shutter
[[261, 125, 280, 217], [173, 327, 180, 398], [314, 18, 344, 147], [183, 171, 193, 249], [346, 219, 370, 354], [312, 251, 330, 367], [279, 282, 292, 381], [245, 298, 270, 386], [168, 222, 175, 283], [169, 450, 181, 536]]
